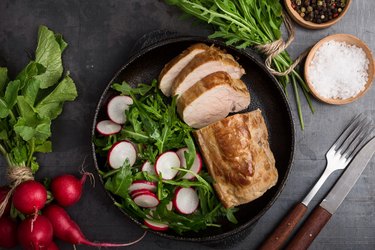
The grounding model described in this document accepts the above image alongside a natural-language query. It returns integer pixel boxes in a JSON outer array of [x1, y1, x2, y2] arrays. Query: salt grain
[[308, 40, 369, 99]]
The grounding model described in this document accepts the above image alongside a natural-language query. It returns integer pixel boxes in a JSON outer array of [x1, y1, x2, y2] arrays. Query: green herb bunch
[[165, 0, 314, 128], [0, 26, 78, 172], [95, 81, 237, 233]]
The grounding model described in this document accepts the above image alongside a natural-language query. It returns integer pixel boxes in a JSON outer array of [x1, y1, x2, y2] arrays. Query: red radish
[[133, 192, 159, 208], [154, 151, 180, 180], [96, 120, 121, 135], [0, 186, 11, 216], [128, 180, 156, 193], [17, 215, 53, 250], [176, 148, 202, 179], [173, 187, 199, 215], [143, 219, 168, 231], [108, 140, 137, 168], [46, 242, 59, 250], [107, 95, 133, 124], [43, 204, 145, 247], [51, 173, 90, 207], [130, 189, 155, 199], [141, 161, 155, 175], [0, 216, 17, 248], [12, 180, 47, 214]]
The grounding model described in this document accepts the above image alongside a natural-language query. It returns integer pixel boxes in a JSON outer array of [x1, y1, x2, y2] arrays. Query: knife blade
[[286, 136, 375, 250]]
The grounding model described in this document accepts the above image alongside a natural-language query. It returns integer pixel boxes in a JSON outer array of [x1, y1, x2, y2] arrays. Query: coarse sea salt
[[308, 40, 369, 99]]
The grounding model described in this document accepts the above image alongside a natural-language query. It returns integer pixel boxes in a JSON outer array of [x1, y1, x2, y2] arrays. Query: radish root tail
[[79, 156, 95, 187], [30, 206, 39, 232], [82, 231, 147, 247]]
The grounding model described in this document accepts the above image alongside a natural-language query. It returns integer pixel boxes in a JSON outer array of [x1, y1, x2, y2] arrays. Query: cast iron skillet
[[91, 36, 295, 243]]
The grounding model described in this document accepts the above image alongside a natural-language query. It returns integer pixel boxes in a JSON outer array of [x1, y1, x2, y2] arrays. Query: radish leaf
[[0, 67, 8, 92], [34, 26, 64, 89], [0, 25, 77, 170], [36, 75, 77, 119]]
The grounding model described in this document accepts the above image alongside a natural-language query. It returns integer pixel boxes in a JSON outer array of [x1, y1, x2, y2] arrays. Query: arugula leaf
[[105, 163, 133, 199], [34, 26, 65, 89], [35, 75, 77, 120], [112, 82, 154, 96], [184, 136, 196, 170]]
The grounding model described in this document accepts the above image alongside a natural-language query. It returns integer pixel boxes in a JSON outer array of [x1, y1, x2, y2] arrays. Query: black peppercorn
[[291, 0, 345, 24]]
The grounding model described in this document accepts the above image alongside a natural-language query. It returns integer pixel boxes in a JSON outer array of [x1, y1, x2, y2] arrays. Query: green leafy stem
[[0, 26, 77, 172]]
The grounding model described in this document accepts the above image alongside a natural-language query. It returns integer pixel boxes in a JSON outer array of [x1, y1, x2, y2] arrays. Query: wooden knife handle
[[286, 206, 332, 250], [259, 203, 307, 250]]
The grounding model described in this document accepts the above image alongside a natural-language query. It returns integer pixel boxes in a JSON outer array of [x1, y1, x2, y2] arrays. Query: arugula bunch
[[165, 0, 314, 128], [95, 81, 237, 233], [0, 26, 78, 172]]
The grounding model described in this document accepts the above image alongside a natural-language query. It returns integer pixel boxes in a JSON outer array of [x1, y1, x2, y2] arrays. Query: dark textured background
[[0, 1, 374, 249]]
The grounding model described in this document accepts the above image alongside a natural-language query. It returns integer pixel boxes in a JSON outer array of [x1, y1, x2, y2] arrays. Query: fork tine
[[337, 117, 370, 155], [347, 124, 375, 160], [330, 114, 366, 153]]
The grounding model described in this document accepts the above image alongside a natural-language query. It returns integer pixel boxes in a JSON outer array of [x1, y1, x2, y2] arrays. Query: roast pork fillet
[[171, 49, 245, 97], [177, 71, 250, 128], [158, 43, 209, 96], [193, 110, 278, 208]]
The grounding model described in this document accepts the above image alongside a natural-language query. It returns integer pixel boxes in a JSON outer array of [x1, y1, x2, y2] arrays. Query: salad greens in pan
[[94, 80, 238, 233]]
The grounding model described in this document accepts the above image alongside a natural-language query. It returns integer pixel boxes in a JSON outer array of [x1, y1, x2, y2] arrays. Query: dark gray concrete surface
[[0, 1, 374, 249]]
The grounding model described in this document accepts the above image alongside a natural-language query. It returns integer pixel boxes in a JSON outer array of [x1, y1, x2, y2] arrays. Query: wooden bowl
[[284, 0, 352, 29], [304, 34, 375, 105]]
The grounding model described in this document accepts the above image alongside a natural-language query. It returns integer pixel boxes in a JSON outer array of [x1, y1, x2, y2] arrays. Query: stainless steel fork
[[260, 114, 374, 250]]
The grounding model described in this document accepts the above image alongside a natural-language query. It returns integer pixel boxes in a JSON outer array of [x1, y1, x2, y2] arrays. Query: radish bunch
[[0, 172, 145, 249]]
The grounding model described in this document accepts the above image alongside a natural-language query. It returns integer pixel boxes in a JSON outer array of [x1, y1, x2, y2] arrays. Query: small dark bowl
[[91, 36, 295, 243]]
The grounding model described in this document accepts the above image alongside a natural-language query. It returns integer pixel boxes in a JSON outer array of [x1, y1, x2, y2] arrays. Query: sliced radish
[[144, 219, 168, 231], [130, 189, 154, 198], [173, 187, 199, 215], [107, 95, 133, 124], [133, 192, 159, 208], [108, 140, 137, 169], [141, 161, 155, 175], [96, 120, 122, 135], [176, 148, 202, 180], [154, 151, 180, 180], [128, 180, 157, 193]]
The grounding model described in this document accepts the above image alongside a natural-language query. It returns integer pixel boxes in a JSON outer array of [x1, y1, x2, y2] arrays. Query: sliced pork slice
[[159, 43, 209, 96], [177, 72, 250, 128], [171, 50, 245, 97]]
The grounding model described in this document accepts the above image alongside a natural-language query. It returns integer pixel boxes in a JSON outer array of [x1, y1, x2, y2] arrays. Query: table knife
[[286, 136, 375, 250]]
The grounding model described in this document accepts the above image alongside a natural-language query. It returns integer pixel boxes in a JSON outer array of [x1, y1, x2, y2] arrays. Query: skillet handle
[[286, 205, 332, 250], [259, 203, 307, 250]]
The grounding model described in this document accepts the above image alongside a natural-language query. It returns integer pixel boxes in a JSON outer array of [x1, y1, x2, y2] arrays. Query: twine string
[[0, 167, 34, 217], [256, 12, 309, 77]]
